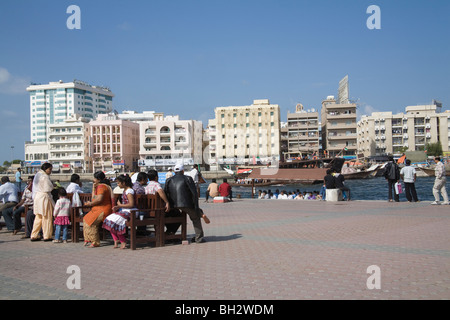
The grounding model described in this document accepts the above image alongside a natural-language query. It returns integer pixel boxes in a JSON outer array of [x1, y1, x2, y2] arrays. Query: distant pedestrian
[[53, 188, 71, 243], [165, 168, 174, 180], [431, 157, 449, 205], [15, 168, 23, 192], [384, 156, 400, 202], [400, 159, 419, 202]]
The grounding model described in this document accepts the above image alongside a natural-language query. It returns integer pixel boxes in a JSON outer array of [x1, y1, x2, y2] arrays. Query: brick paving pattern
[[1, 199, 449, 300]]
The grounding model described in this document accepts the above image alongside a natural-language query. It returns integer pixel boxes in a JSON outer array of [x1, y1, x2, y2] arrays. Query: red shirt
[[218, 182, 231, 197]]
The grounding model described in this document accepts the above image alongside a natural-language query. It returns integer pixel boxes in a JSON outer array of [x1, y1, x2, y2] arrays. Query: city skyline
[[1, 0, 449, 161]]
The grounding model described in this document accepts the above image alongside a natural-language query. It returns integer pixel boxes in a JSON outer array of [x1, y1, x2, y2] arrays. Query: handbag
[[395, 182, 403, 195]]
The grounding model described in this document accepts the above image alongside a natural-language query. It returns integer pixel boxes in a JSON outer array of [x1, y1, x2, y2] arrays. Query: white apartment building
[[23, 142, 49, 174], [138, 113, 203, 171], [208, 99, 281, 170], [47, 115, 90, 173], [26, 80, 114, 144], [357, 101, 449, 157]]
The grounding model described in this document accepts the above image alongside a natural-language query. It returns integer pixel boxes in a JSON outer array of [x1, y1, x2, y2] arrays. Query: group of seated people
[[258, 189, 323, 200], [205, 178, 233, 202]]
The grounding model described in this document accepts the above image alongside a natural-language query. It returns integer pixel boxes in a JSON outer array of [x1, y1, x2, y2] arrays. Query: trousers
[[433, 177, 449, 203]]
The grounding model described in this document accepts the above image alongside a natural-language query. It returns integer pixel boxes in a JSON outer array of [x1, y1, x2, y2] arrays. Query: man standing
[[164, 163, 206, 243], [400, 159, 419, 202], [15, 168, 22, 192], [431, 157, 449, 205], [186, 164, 200, 199], [384, 156, 400, 202]]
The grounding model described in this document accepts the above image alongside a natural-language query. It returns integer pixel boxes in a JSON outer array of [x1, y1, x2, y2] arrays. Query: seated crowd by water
[[257, 189, 323, 200]]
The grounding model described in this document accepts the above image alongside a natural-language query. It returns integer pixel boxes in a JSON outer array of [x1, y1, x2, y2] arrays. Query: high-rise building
[[26, 80, 114, 143], [321, 96, 357, 158], [208, 99, 281, 169]]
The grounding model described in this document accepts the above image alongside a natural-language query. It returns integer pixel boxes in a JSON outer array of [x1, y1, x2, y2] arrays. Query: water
[[61, 176, 448, 201]]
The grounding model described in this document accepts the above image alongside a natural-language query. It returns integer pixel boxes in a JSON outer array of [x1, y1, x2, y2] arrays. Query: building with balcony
[[208, 99, 281, 170], [284, 103, 321, 160], [26, 80, 114, 144], [89, 113, 140, 172], [357, 101, 447, 157], [321, 96, 357, 158], [138, 113, 203, 171], [47, 115, 90, 173]]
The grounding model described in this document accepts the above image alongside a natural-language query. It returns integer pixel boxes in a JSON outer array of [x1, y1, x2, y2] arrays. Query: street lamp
[[10, 146, 14, 163]]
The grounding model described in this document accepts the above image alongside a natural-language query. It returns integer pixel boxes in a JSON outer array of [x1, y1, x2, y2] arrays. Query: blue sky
[[0, 0, 449, 162]]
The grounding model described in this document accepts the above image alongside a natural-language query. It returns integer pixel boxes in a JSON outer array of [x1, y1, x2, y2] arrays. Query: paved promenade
[[1, 199, 449, 300]]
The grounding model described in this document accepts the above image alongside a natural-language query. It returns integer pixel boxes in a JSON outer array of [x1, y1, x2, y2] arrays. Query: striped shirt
[[53, 198, 72, 217]]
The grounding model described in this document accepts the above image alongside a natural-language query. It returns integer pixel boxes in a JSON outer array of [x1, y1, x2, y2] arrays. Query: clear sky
[[0, 0, 449, 162]]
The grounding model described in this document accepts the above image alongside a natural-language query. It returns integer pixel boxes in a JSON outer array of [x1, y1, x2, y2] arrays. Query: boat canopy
[[247, 168, 327, 182]]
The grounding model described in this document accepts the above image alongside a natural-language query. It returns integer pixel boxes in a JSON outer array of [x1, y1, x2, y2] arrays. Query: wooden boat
[[417, 167, 450, 177], [341, 164, 380, 180]]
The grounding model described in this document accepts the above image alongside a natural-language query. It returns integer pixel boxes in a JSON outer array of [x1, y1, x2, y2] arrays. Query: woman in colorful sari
[[31, 163, 55, 241], [82, 171, 113, 248]]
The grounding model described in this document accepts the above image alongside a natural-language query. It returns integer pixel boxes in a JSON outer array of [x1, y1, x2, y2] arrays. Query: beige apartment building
[[208, 99, 281, 170], [89, 113, 140, 172], [284, 103, 321, 160], [357, 101, 449, 157], [138, 113, 203, 171], [321, 96, 357, 157]]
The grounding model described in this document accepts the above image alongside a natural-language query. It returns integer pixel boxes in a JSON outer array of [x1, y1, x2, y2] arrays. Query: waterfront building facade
[[357, 101, 448, 157], [89, 113, 140, 172], [23, 142, 49, 174], [321, 96, 357, 158], [47, 115, 90, 173], [208, 99, 281, 170], [137, 113, 203, 171], [285, 103, 321, 160], [26, 80, 114, 144]]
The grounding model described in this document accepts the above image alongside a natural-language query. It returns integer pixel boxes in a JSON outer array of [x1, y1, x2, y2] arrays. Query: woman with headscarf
[[82, 171, 113, 247], [30, 163, 55, 241]]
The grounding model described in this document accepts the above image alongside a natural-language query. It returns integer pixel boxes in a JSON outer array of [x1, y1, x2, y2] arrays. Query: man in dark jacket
[[334, 170, 351, 201], [164, 163, 205, 243], [384, 156, 400, 202]]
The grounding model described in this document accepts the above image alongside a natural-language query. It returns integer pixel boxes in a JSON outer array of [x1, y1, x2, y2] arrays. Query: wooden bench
[[127, 194, 187, 250]]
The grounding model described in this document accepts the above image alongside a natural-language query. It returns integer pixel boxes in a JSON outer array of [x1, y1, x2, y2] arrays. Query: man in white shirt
[[66, 174, 83, 194], [400, 159, 419, 202], [0, 176, 20, 228], [186, 164, 200, 199]]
